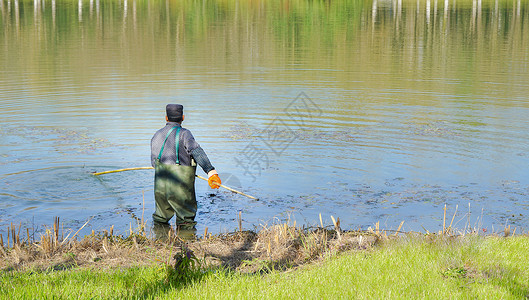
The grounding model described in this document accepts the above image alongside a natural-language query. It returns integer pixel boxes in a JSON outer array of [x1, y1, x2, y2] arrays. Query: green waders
[[153, 126, 197, 230]]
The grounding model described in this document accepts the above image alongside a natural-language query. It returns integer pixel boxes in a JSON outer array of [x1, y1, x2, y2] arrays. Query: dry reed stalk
[[330, 215, 337, 229], [330, 215, 341, 241], [375, 221, 380, 235], [53, 217, 58, 247], [504, 225, 511, 237], [322, 230, 328, 252], [394, 221, 405, 237], [421, 225, 430, 234], [10, 223, 14, 247], [133, 235, 139, 250], [512, 227, 517, 236], [238, 211, 242, 232], [267, 239, 271, 260], [110, 225, 114, 236], [448, 205, 458, 234], [142, 190, 146, 234], [37, 229, 53, 254], [443, 204, 447, 234], [0, 234, 5, 257], [478, 208, 484, 234], [203, 227, 208, 240], [10, 222, 20, 247], [319, 214, 323, 228], [63, 216, 94, 246], [26, 228, 30, 245], [102, 238, 109, 254], [465, 202, 471, 234], [9, 224, 12, 247], [287, 224, 296, 239], [17, 222, 22, 246], [367, 226, 373, 235], [7, 227, 10, 248], [60, 230, 73, 246], [45, 229, 53, 253]]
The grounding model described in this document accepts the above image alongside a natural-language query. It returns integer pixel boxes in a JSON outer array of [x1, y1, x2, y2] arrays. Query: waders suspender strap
[[157, 126, 181, 164]]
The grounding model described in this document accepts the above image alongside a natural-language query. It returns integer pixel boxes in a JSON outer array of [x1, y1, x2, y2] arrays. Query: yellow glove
[[208, 171, 221, 189]]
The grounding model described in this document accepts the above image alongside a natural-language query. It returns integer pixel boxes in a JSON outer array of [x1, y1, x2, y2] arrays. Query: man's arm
[[182, 129, 221, 189], [191, 147, 215, 174], [182, 129, 215, 173]]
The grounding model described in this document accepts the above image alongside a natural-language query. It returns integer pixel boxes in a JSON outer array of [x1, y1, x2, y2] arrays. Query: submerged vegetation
[[1, 213, 529, 299]]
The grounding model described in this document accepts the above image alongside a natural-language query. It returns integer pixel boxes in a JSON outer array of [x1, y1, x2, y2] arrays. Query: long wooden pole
[[195, 174, 258, 200], [91, 167, 259, 200], [92, 167, 154, 176]]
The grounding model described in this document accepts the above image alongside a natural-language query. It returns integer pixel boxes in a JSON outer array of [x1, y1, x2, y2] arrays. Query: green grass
[[2, 235, 529, 299]]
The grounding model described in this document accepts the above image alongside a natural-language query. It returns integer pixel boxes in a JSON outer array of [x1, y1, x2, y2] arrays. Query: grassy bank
[[2, 229, 529, 299], [177, 236, 529, 299]]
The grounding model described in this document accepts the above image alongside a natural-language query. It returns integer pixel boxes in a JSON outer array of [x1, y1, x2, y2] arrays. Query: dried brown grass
[[0, 206, 520, 275], [189, 219, 379, 274], [0, 216, 381, 274]]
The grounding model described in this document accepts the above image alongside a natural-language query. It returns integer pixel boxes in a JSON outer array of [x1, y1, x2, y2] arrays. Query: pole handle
[[195, 175, 258, 200], [92, 167, 259, 200]]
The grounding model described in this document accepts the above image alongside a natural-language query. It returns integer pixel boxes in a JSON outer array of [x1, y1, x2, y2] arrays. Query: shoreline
[[0, 215, 522, 274], [2, 220, 529, 299]]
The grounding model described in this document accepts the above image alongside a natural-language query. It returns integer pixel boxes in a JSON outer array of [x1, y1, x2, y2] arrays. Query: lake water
[[1, 0, 528, 240]]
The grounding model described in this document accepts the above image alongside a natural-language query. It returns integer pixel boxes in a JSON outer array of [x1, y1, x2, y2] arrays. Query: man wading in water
[[151, 104, 221, 237]]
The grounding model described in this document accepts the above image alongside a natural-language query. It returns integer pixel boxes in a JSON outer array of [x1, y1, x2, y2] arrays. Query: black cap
[[166, 104, 183, 122]]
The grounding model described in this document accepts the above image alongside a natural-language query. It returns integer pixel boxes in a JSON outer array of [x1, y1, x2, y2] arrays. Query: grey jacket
[[150, 122, 214, 174]]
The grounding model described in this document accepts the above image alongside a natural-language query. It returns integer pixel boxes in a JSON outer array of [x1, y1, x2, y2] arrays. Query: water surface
[[1, 0, 528, 239]]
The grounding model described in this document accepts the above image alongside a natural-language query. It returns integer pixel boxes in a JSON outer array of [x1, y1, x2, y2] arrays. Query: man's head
[[166, 104, 184, 123]]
